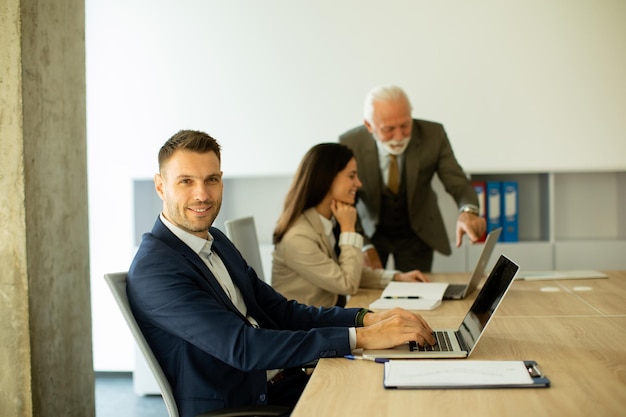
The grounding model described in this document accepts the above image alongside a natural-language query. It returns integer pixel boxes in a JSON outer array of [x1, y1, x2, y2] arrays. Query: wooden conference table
[[291, 271, 626, 417]]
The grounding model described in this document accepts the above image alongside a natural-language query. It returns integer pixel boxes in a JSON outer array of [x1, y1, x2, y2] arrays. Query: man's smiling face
[[155, 149, 223, 239]]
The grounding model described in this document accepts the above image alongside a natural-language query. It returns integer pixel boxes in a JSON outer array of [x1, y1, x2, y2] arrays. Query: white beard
[[381, 136, 411, 155]]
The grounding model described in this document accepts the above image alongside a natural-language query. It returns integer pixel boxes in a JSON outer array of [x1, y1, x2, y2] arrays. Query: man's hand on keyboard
[[355, 308, 436, 349]]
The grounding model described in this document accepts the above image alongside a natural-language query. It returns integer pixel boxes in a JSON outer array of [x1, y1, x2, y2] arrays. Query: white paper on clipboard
[[384, 360, 549, 389]]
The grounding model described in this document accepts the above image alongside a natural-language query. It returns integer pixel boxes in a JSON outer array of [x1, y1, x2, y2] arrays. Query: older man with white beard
[[339, 85, 485, 272]]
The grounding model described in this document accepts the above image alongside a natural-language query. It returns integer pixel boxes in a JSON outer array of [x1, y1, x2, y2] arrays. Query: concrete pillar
[[0, 0, 95, 416]]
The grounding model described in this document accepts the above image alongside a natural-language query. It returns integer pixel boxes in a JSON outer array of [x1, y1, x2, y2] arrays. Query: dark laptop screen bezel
[[457, 255, 519, 353]]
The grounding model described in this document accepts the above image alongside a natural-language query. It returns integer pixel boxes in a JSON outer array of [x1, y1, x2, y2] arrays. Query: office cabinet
[[468, 171, 626, 271], [133, 170, 626, 274]]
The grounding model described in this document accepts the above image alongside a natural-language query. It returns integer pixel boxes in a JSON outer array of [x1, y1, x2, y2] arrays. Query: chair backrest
[[224, 216, 266, 282], [104, 272, 180, 417]]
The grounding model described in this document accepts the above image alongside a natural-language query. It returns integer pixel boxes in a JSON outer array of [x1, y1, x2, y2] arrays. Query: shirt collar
[[375, 138, 389, 159], [317, 212, 336, 236], [375, 138, 405, 169], [159, 213, 213, 255]]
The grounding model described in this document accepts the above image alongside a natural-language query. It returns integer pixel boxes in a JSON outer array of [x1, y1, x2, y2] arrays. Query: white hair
[[363, 85, 412, 122]]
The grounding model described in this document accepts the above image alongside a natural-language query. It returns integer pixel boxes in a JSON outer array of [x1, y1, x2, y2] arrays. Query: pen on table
[[383, 296, 421, 299], [344, 354, 388, 363]]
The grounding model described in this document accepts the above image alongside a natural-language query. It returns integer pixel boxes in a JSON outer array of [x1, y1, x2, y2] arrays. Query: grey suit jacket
[[339, 119, 478, 255], [272, 208, 386, 307]]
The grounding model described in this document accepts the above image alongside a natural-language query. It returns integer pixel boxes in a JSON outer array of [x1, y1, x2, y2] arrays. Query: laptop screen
[[464, 227, 502, 295], [457, 255, 519, 353]]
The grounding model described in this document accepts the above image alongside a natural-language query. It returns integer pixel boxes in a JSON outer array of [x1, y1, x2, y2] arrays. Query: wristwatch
[[459, 204, 480, 216]]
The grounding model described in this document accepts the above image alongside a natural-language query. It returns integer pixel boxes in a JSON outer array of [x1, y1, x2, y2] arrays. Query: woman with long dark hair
[[272, 143, 427, 308]]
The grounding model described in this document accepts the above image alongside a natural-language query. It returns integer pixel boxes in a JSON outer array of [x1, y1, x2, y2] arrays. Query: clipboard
[[383, 360, 550, 389]]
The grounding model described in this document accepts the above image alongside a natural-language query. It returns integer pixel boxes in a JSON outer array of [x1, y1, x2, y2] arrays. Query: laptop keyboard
[[417, 331, 453, 352], [444, 284, 466, 298]]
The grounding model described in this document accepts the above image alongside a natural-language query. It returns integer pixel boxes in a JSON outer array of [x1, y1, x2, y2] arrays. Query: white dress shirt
[[375, 140, 405, 188]]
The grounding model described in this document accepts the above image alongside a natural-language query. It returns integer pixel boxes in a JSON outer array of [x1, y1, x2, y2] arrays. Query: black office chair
[[104, 272, 291, 417]]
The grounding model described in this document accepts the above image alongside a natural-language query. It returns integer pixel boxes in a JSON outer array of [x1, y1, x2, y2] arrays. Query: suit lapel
[[211, 232, 277, 329], [303, 208, 334, 258], [404, 120, 422, 202], [211, 238, 250, 296], [151, 218, 242, 314]]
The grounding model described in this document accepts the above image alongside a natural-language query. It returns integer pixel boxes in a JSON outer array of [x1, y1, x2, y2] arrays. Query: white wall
[[86, 0, 626, 370]]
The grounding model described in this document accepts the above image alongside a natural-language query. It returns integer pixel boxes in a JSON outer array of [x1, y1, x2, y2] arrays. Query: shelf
[[134, 170, 626, 275], [470, 173, 550, 242], [462, 170, 625, 271], [554, 172, 626, 241], [555, 240, 626, 270]]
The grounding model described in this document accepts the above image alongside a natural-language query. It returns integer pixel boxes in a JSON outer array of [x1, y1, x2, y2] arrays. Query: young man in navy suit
[[127, 130, 435, 417]]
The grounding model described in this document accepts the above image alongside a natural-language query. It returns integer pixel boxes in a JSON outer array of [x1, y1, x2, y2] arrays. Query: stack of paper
[[369, 282, 448, 310]]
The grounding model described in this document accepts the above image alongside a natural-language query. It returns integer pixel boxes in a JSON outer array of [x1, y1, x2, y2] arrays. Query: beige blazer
[[272, 208, 386, 307]]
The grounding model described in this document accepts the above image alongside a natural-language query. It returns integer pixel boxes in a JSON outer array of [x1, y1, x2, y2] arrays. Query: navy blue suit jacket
[[127, 217, 359, 417]]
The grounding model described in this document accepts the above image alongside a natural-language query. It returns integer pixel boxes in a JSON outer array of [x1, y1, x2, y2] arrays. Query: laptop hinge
[[454, 330, 470, 352]]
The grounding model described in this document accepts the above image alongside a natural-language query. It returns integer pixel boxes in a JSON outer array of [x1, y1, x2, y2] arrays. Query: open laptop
[[363, 254, 519, 359], [443, 227, 502, 300]]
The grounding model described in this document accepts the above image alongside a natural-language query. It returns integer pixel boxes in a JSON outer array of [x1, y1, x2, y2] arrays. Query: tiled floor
[[96, 372, 168, 417]]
